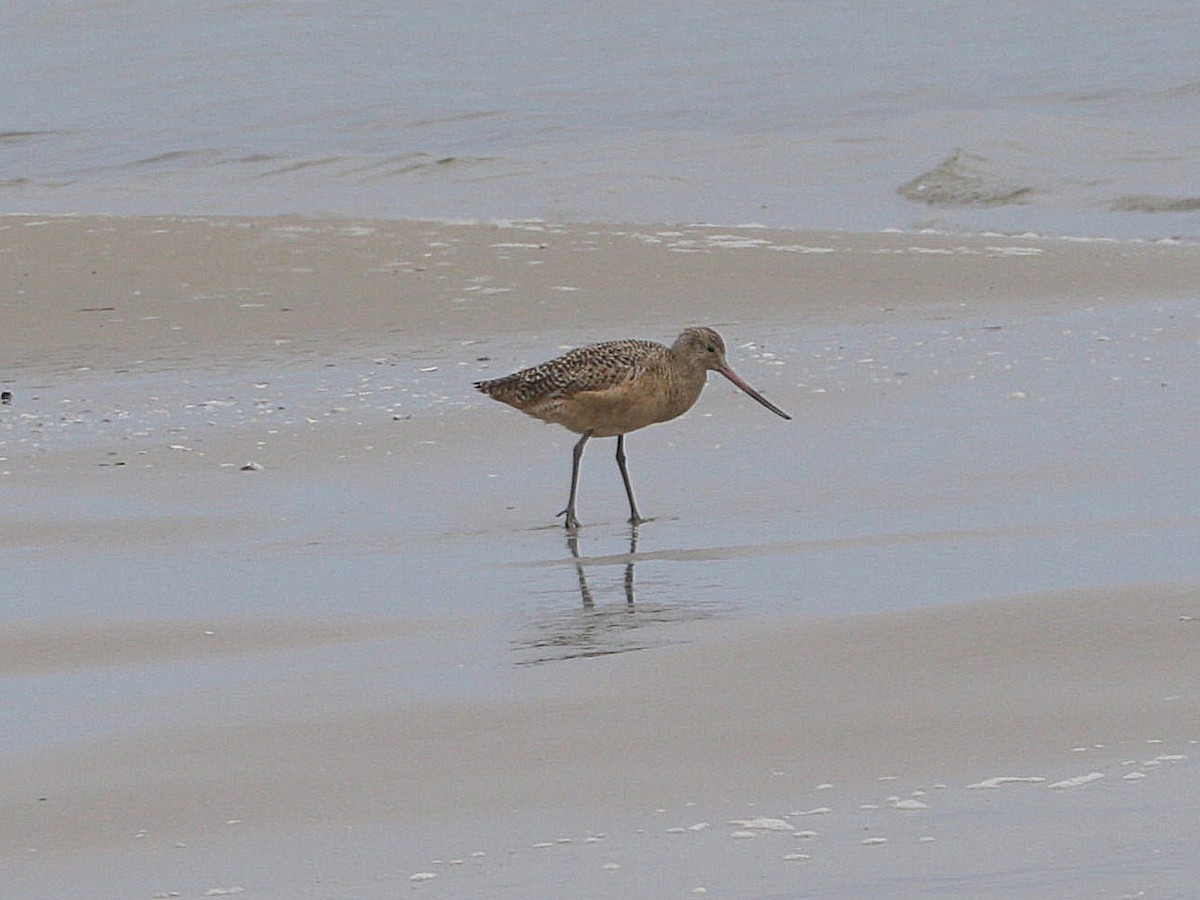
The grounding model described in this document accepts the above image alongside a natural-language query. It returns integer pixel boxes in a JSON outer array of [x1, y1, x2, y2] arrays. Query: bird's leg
[[557, 431, 591, 529], [615, 434, 645, 525]]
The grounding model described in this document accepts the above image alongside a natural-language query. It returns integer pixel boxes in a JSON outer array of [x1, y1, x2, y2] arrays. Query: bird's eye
[[706, 344, 716, 353]]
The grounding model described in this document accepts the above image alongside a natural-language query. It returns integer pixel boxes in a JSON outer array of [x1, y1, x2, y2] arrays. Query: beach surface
[[2, 216, 1199, 898]]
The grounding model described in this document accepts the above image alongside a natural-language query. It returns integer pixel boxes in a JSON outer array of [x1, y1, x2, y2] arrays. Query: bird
[[474, 326, 790, 528]]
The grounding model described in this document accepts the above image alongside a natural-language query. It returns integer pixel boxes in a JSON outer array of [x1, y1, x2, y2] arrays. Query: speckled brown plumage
[[475, 339, 665, 421], [475, 327, 790, 528]]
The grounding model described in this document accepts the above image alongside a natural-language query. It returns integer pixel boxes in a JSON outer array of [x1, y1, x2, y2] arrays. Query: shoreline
[[4, 212, 1200, 388], [10, 206, 1200, 238]]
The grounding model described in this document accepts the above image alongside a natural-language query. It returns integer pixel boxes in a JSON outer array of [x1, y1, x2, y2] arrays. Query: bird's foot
[[556, 508, 583, 530]]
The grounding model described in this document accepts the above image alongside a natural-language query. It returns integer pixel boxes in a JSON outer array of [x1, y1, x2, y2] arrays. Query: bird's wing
[[519, 340, 659, 401]]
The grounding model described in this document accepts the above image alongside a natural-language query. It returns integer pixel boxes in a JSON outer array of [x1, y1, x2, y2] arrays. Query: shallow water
[[3, 0, 1200, 236]]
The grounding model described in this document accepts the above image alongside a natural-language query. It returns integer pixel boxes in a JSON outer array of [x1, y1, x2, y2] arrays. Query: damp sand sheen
[[1, 217, 1199, 898]]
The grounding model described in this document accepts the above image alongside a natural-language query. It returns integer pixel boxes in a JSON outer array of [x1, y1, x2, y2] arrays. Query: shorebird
[[475, 327, 790, 528]]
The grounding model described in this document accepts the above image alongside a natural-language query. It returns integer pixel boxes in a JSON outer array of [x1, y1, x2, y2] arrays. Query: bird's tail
[[474, 375, 520, 403]]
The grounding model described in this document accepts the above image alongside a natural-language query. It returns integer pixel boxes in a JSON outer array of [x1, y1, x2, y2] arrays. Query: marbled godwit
[[475, 327, 790, 528]]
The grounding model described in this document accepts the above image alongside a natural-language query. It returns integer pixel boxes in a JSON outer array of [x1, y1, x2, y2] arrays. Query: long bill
[[717, 365, 791, 420]]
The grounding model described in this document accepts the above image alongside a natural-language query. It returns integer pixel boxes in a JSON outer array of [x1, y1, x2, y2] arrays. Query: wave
[[1111, 194, 1200, 213], [0, 130, 64, 143], [35, 146, 499, 183], [897, 149, 1034, 208]]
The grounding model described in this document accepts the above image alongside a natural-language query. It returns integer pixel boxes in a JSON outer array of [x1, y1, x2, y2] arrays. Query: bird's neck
[[663, 364, 709, 419]]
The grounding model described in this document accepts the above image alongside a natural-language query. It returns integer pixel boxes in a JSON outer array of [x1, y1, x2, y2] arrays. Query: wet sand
[[2, 216, 1199, 898]]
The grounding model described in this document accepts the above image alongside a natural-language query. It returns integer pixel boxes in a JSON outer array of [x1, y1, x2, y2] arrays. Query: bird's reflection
[[568, 526, 637, 609], [513, 526, 718, 666]]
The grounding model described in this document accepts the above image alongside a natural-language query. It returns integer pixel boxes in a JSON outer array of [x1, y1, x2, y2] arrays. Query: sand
[[2, 215, 1199, 898]]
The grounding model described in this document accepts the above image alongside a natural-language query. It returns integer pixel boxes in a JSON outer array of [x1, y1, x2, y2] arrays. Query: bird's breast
[[523, 369, 705, 437]]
